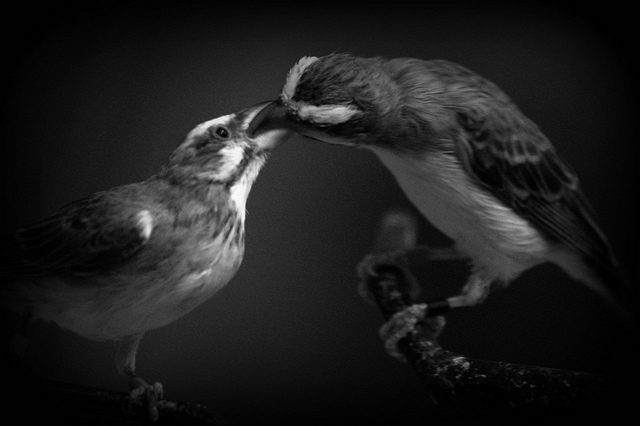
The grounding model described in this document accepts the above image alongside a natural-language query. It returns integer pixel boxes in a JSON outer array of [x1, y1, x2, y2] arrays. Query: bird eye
[[215, 126, 230, 139]]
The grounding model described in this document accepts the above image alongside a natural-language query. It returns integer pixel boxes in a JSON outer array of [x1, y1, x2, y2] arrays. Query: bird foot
[[127, 376, 164, 422], [379, 304, 446, 361], [357, 250, 419, 304]]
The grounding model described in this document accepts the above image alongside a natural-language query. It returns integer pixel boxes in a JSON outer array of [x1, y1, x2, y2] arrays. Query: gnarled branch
[[363, 209, 619, 421]]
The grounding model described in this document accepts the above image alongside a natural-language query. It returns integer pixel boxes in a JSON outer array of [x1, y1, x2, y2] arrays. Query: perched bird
[[266, 53, 632, 321], [1, 101, 290, 416]]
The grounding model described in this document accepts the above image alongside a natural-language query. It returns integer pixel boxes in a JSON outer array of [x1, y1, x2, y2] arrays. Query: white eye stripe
[[289, 101, 361, 125], [282, 56, 319, 102], [282, 55, 361, 125]]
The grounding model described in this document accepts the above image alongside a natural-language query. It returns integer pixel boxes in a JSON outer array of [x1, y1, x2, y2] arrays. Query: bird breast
[[105, 217, 245, 338], [24, 215, 245, 341], [370, 147, 549, 282]]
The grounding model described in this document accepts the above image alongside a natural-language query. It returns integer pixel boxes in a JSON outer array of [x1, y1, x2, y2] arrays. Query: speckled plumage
[[280, 53, 629, 312], [1, 102, 288, 382], [2, 180, 243, 340]]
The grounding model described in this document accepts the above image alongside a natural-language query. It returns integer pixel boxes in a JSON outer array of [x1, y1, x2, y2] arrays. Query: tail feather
[[554, 248, 636, 321], [586, 255, 636, 318]]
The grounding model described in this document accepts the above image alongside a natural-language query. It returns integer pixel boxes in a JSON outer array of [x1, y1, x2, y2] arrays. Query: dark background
[[1, 2, 638, 424]]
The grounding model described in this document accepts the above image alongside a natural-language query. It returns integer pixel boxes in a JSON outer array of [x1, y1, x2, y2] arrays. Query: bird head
[[164, 101, 292, 186], [264, 53, 404, 149]]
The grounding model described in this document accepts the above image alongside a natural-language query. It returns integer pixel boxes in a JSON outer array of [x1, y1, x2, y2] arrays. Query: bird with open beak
[[260, 53, 633, 353], [1, 101, 291, 419]]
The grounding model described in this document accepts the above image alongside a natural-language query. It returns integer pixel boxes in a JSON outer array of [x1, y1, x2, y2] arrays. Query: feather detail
[[0, 189, 156, 277], [452, 103, 628, 304], [293, 102, 361, 125], [281, 55, 363, 124], [280, 52, 631, 313], [136, 210, 154, 240], [281, 56, 319, 103], [370, 146, 549, 283]]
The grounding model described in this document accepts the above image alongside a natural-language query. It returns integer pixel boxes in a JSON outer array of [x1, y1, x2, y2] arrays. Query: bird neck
[[152, 160, 265, 224]]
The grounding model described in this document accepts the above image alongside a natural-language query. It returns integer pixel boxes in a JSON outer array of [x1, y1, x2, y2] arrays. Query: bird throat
[[227, 158, 265, 221]]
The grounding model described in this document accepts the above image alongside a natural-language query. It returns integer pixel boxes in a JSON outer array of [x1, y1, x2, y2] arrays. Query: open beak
[[243, 100, 297, 152]]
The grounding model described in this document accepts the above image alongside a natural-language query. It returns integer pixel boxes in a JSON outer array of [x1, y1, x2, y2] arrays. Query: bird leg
[[446, 274, 493, 308], [378, 274, 491, 360], [115, 333, 163, 421], [358, 243, 491, 360]]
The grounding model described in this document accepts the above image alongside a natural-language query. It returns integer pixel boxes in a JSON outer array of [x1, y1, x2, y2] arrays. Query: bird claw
[[379, 304, 446, 361], [357, 250, 416, 303], [128, 377, 164, 422]]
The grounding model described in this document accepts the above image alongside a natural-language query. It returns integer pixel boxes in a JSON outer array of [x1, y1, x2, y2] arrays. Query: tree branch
[[4, 371, 223, 425], [364, 209, 618, 420]]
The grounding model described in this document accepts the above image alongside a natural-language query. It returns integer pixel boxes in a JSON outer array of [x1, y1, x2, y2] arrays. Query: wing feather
[[1, 189, 153, 278], [454, 106, 625, 296]]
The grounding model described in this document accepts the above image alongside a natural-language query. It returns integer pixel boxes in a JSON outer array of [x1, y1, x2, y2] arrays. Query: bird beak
[[246, 99, 356, 147], [243, 100, 295, 152], [243, 99, 353, 148]]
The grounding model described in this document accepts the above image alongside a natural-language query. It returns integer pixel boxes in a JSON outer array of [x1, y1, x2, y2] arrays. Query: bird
[[1, 100, 290, 418], [262, 53, 633, 327]]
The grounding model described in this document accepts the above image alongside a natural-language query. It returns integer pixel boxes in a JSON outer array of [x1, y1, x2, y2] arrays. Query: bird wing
[[0, 188, 154, 278], [453, 104, 623, 289]]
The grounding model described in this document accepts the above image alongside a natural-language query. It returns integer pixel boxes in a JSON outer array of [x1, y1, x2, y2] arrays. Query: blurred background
[[1, 2, 638, 424]]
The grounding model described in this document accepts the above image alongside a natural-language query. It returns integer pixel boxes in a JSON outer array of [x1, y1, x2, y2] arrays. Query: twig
[[364, 209, 617, 420], [4, 370, 223, 425]]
